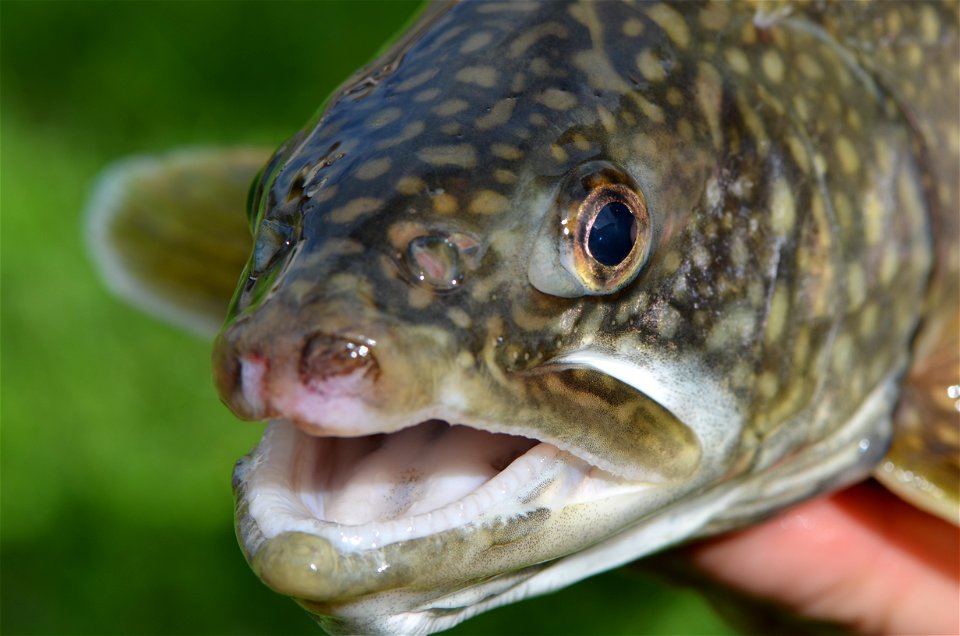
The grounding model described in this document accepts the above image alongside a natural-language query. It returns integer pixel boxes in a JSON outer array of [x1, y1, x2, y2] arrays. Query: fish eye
[[571, 171, 651, 294], [528, 160, 652, 297]]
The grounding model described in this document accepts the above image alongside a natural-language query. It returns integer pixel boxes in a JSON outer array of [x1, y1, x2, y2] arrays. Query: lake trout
[[86, 1, 960, 634]]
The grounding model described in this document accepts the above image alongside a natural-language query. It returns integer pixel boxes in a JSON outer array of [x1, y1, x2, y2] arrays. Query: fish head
[[210, 2, 895, 633]]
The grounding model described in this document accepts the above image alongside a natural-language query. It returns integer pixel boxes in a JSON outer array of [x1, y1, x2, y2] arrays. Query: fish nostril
[[405, 235, 464, 290], [300, 333, 379, 385]]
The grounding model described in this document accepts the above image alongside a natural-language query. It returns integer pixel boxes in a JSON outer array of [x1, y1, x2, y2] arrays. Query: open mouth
[[238, 417, 599, 551]]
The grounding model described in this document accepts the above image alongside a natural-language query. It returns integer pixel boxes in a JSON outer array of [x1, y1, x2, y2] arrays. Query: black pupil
[[587, 201, 637, 266]]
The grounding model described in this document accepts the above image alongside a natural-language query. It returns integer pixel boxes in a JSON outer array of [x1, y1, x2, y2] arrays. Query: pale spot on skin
[[441, 122, 462, 137], [637, 95, 665, 123], [387, 220, 426, 252], [707, 306, 756, 351], [455, 66, 498, 88], [762, 50, 785, 84], [793, 327, 810, 368], [570, 133, 591, 152], [396, 175, 425, 196], [310, 183, 339, 204], [759, 371, 779, 400], [795, 53, 823, 80], [297, 238, 363, 269], [508, 22, 567, 58], [407, 286, 434, 309], [414, 88, 441, 103], [833, 192, 853, 238], [395, 68, 438, 92], [835, 137, 860, 175], [666, 87, 683, 106], [455, 350, 475, 369], [476, 99, 516, 130], [846, 109, 862, 132], [460, 31, 493, 54], [448, 308, 472, 330], [653, 304, 680, 339], [376, 121, 426, 150], [691, 244, 710, 270], [537, 88, 578, 111], [491, 143, 523, 160], [859, 304, 878, 340], [329, 197, 383, 224], [729, 234, 748, 270], [512, 304, 550, 331], [433, 99, 469, 117], [770, 178, 796, 236], [737, 92, 769, 157], [433, 193, 459, 215], [697, 62, 722, 149], [724, 48, 750, 75], [550, 144, 569, 163], [469, 190, 510, 215], [597, 105, 617, 134], [813, 152, 827, 176], [793, 94, 810, 122], [765, 284, 789, 345], [920, 7, 940, 44], [863, 191, 885, 246], [494, 169, 517, 184], [786, 136, 810, 173], [831, 333, 854, 374], [418, 144, 478, 169], [622, 18, 644, 37], [699, 2, 730, 31], [354, 157, 392, 181], [366, 107, 402, 129], [905, 44, 923, 68], [646, 3, 690, 49], [636, 49, 667, 82]]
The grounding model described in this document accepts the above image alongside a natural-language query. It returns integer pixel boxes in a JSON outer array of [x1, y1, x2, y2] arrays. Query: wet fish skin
[[207, 1, 958, 633]]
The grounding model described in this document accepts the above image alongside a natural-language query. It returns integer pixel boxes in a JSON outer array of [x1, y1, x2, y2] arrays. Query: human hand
[[684, 481, 959, 634]]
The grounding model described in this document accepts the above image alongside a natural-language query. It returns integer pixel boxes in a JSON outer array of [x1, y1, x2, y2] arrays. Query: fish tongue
[[320, 421, 538, 525]]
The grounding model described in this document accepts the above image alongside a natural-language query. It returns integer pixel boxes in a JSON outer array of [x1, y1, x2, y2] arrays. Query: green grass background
[[1, 2, 736, 634]]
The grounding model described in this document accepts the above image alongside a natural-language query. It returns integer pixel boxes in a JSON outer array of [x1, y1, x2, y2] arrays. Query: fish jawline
[[240, 418, 582, 545]]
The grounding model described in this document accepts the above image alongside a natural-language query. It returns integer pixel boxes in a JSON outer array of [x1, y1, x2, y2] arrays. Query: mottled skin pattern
[[211, 0, 959, 631]]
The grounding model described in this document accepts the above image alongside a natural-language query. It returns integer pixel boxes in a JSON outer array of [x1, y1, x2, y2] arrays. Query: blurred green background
[[1, 2, 736, 634]]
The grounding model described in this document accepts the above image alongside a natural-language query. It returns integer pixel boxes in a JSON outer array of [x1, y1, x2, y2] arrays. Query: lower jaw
[[235, 419, 586, 551], [233, 419, 673, 614]]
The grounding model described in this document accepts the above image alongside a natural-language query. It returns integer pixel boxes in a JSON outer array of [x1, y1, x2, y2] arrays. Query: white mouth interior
[[247, 418, 569, 547], [244, 418, 646, 551], [300, 420, 539, 525]]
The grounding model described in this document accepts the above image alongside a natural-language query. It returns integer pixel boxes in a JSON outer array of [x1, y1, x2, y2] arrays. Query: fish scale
[[87, 1, 958, 634]]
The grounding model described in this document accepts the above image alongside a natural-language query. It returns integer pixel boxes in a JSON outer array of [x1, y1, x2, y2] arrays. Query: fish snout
[[213, 325, 380, 427]]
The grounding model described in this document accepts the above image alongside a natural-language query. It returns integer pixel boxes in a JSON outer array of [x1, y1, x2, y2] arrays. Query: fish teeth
[[241, 419, 578, 551]]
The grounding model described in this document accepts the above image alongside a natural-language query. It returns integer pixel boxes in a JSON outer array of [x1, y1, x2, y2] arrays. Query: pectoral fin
[[876, 306, 960, 525], [86, 147, 272, 337]]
